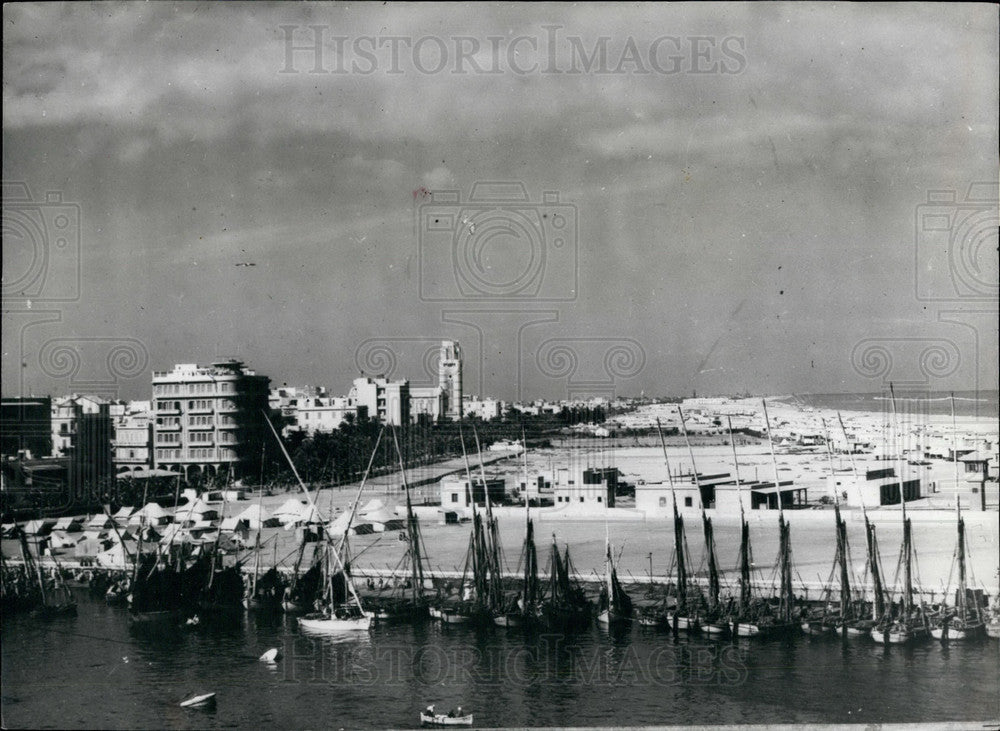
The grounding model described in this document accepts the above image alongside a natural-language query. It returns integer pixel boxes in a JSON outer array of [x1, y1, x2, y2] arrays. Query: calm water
[[780, 390, 1000, 419], [2, 591, 998, 729]]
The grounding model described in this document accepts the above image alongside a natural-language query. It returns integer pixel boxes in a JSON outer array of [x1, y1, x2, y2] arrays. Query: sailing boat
[[654, 418, 697, 632], [760, 400, 801, 637], [930, 395, 985, 642], [678, 409, 725, 634], [20, 531, 77, 618], [541, 537, 591, 630], [834, 412, 886, 638], [802, 420, 859, 636], [368, 425, 432, 622], [264, 411, 375, 632], [434, 424, 493, 626], [930, 499, 984, 641], [495, 431, 541, 628], [871, 385, 929, 645], [596, 528, 633, 626]]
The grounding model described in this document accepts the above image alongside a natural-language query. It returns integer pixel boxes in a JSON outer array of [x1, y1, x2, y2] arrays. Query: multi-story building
[[410, 386, 446, 422], [152, 361, 270, 480], [463, 395, 502, 421], [51, 394, 115, 457], [439, 340, 462, 419], [350, 377, 410, 426], [297, 395, 362, 434], [112, 400, 154, 475], [68, 403, 113, 502]]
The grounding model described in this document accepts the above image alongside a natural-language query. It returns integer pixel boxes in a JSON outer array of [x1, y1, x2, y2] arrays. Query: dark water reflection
[[2, 591, 997, 729]]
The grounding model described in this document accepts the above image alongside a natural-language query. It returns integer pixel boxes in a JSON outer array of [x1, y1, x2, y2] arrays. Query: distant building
[[439, 340, 462, 420], [68, 402, 114, 502], [824, 466, 921, 507], [152, 361, 270, 480], [636, 473, 807, 515], [463, 395, 502, 421], [112, 401, 153, 475], [297, 395, 361, 434], [350, 377, 410, 426], [51, 394, 112, 457], [552, 466, 617, 509], [0, 397, 52, 458], [410, 386, 446, 422], [439, 475, 506, 512]]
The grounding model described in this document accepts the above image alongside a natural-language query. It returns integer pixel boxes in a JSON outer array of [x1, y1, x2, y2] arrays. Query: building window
[[579, 496, 584, 503], [659, 497, 667, 507], [451, 493, 458, 503], [684, 497, 692, 507], [597, 496, 602, 503]]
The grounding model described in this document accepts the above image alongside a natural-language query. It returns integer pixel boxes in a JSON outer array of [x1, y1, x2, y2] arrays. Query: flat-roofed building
[[152, 360, 270, 481]]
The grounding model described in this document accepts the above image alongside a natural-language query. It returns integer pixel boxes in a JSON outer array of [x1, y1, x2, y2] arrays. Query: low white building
[[439, 476, 506, 512], [824, 466, 922, 507], [297, 396, 360, 434], [552, 466, 618, 509], [463, 395, 502, 421]]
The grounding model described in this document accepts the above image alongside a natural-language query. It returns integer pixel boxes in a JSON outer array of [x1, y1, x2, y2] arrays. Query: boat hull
[[128, 609, 179, 624], [299, 613, 373, 633], [597, 609, 631, 626], [420, 712, 473, 727]]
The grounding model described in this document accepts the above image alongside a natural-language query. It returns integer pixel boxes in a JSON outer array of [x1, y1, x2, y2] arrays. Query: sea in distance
[[2, 590, 998, 729], [778, 390, 999, 419]]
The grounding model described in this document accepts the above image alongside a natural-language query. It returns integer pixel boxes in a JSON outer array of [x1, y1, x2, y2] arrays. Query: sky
[[3, 2, 998, 403]]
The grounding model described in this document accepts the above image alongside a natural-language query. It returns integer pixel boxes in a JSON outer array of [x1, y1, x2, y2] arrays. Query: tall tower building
[[439, 340, 462, 420]]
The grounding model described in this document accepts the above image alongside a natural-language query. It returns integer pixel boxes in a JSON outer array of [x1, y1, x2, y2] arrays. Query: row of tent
[[5, 496, 408, 545], [272, 497, 406, 535]]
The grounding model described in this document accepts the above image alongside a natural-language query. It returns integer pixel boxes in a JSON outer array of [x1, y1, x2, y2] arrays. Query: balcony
[[157, 422, 181, 431]]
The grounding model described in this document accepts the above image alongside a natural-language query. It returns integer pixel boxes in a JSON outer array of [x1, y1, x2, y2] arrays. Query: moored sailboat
[[597, 529, 633, 626], [930, 499, 984, 641], [871, 385, 929, 645]]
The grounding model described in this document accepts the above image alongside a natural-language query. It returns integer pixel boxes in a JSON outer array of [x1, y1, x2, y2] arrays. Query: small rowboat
[[299, 611, 373, 633], [180, 692, 216, 709], [420, 711, 473, 727]]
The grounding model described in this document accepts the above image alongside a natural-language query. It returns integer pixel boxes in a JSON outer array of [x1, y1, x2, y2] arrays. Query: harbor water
[[2, 589, 997, 728]]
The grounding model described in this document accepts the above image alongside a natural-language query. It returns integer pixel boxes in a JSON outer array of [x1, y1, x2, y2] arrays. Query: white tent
[[274, 498, 307, 518], [174, 499, 218, 525], [113, 506, 135, 521], [297, 503, 323, 524], [96, 542, 131, 569], [53, 516, 84, 531], [49, 531, 78, 549], [24, 519, 52, 535], [359, 498, 386, 515], [219, 515, 248, 532], [235, 504, 268, 531], [328, 510, 373, 536], [363, 507, 404, 532], [129, 502, 169, 525], [87, 514, 114, 530]]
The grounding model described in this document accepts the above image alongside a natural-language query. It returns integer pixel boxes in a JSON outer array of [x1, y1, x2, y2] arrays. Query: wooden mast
[[655, 417, 688, 615]]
